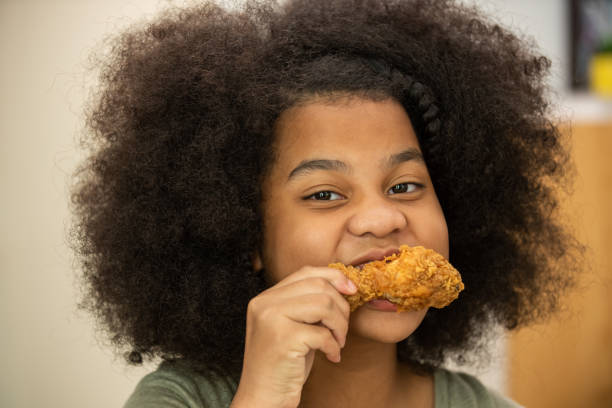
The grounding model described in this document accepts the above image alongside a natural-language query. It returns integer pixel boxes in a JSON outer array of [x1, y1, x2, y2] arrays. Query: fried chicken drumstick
[[329, 245, 464, 312]]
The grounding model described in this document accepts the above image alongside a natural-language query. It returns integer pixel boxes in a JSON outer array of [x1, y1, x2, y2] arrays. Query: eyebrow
[[287, 148, 425, 181], [384, 148, 425, 168], [288, 159, 349, 180]]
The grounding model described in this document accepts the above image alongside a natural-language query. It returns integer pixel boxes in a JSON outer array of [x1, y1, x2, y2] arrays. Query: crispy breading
[[329, 245, 464, 312]]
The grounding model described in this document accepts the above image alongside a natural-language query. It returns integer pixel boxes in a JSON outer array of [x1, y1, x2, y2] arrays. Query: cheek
[[262, 208, 337, 282], [431, 212, 449, 258], [414, 198, 449, 258]]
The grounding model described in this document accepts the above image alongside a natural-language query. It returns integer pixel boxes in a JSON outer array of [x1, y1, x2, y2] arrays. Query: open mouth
[[366, 299, 398, 311]]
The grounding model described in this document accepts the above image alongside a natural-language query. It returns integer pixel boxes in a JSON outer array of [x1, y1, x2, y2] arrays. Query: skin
[[232, 97, 449, 408]]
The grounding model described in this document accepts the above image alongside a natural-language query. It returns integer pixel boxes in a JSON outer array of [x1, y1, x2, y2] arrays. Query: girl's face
[[256, 97, 449, 342]]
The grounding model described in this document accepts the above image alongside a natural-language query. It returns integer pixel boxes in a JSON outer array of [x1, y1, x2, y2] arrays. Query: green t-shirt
[[124, 360, 522, 407]]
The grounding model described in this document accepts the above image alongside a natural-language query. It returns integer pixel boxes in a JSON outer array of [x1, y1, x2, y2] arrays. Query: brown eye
[[388, 183, 420, 195], [305, 191, 343, 200]]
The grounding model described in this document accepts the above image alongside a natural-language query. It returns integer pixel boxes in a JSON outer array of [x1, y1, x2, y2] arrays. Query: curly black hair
[[72, 0, 583, 378]]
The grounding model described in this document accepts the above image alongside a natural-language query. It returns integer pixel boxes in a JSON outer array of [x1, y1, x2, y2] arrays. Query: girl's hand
[[230, 266, 357, 408]]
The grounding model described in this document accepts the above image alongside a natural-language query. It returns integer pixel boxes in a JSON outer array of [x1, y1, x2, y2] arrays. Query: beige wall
[[0, 1, 165, 407], [1, 0, 607, 407]]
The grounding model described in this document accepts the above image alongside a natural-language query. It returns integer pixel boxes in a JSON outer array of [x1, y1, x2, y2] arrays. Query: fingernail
[[346, 279, 357, 293]]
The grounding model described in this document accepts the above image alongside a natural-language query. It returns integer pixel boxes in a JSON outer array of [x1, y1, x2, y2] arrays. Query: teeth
[[384, 294, 401, 303]]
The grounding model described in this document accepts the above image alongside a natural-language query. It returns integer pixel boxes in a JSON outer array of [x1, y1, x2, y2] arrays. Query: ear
[[252, 251, 263, 272]]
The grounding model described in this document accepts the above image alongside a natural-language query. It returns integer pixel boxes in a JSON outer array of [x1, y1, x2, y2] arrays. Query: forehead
[[271, 97, 421, 171]]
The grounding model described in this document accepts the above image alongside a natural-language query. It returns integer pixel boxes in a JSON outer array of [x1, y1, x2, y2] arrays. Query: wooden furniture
[[508, 122, 612, 407]]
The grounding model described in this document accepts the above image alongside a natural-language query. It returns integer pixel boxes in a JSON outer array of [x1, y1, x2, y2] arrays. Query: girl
[[72, 0, 582, 406]]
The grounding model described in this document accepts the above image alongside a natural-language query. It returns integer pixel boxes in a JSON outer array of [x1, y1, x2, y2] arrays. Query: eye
[[305, 191, 344, 201], [387, 182, 421, 195]]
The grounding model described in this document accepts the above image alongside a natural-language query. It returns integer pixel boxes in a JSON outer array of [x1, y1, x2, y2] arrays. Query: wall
[[0, 2, 166, 407]]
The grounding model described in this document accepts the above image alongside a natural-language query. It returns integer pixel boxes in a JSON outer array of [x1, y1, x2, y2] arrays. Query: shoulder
[[123, 360, 238, 408], [434, 368, 523, 408]]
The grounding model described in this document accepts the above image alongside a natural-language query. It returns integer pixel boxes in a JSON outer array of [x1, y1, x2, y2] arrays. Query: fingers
[[246, 265, 358, 367], [270, 277, 351, 321], [249, 285, 350, 351], [272, 266, 357, 296], [281, 293, 350, 348], [297, 324, 342, 363]]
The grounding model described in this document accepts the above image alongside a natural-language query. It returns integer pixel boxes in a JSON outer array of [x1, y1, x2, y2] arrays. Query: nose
[[346, 194, 408, 238]]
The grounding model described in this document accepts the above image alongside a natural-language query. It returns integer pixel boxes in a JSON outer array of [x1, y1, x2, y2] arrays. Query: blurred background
[[1, 0, 610, 407]]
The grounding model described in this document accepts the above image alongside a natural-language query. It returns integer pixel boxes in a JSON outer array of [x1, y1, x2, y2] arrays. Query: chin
[[348, 307, 428, 343]]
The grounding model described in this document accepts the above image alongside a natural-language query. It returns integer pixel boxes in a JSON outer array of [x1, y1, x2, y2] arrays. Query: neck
[[298, 336, 433, 408]]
